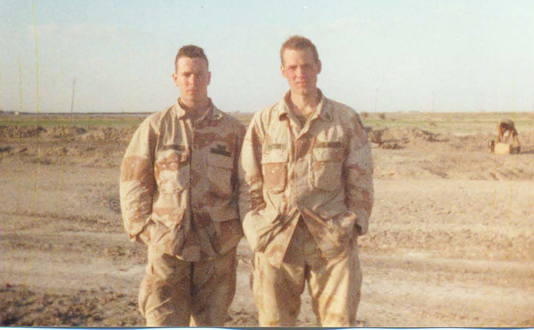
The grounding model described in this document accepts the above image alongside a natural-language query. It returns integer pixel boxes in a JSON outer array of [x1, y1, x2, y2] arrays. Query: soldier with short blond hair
[[120, 45, 245, 326], [238, 35, 374, 327]]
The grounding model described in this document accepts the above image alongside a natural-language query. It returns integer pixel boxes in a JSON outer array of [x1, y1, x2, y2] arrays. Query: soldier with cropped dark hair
[[175, 45, 209, 71], [120, 45, 244, 326]]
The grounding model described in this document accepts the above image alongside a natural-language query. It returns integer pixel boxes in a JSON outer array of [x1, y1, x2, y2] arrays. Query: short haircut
[[280, 35, 320, 65], [175, 45, 209, 71]]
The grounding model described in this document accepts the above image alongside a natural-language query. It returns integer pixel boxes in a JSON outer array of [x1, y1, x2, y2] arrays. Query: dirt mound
[[446, 133, 493, 152], [0, 125, 88, 141], [40, 126, 87, 139], [78, 127, 135, 142], [369, 127, 442, 149], [0, 125, 46, 140], [0, 125, 135, 143]]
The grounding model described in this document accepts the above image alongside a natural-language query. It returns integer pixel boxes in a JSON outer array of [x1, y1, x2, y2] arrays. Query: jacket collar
[[277, 89, 332, 122], [173, 98, 222, 122]]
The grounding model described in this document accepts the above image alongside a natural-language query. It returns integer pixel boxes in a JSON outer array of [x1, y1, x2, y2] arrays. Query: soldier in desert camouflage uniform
[[120, 45, 245, 326], [239, 36, 374, 327]]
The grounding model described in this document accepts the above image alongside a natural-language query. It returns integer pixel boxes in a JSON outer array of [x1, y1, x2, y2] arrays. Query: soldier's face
[[173, 57, 211, 106], [281, 48, 321, 96]]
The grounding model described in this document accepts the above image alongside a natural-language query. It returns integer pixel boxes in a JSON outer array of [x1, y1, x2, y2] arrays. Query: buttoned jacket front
[[120, 100, 245, 261], [239, 91, 374, 268]]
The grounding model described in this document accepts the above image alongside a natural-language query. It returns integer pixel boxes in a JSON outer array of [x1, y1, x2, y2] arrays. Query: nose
[[189, 74, 198, 85], [295, 66, 307, 78]]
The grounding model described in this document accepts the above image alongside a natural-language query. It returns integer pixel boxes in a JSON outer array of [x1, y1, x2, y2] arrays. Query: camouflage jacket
[[239, 91, 374, 268], [120, 100, 245, 261]]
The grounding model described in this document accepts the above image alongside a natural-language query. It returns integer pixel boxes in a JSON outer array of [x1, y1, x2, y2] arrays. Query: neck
[[288, 89, 320, 117], [290, 89, 319, 108], [179, 98, 210, 117]]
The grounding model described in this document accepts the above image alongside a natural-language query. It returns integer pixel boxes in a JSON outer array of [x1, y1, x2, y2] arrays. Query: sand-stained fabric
[[239, 90, 373, 326], [139, 246, 237, 326], [120, 100, 245, 261], [252, 221, 361, 326], [238, 90, 374, 268], [120, 100, 244, 326]]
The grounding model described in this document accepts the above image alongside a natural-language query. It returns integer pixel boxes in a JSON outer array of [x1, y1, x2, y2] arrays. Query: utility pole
[[32, 0, 40, 114], [374, 88, 378, 113], [19, 54, 23, 113], [70, 78, 76, 113]]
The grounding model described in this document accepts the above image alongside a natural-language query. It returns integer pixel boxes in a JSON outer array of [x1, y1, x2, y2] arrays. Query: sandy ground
[[0, 115, 533, 327]]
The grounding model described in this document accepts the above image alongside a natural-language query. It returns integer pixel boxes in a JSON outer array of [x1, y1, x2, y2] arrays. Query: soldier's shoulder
[[212, 110, 246, 140], [327, 98, 354, 114], [327, 98, 362, 121], [141, 106, 173, 126], [250, 101, 282, 126], [218, 110, 246, 129]]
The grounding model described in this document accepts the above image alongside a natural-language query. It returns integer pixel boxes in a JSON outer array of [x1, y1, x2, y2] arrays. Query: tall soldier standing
[[120, 45, 245, 326], [239, 36, 374, 326]]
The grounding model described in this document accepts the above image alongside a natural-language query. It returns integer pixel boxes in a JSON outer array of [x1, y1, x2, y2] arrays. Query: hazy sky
[[1, 0, 533, 113]]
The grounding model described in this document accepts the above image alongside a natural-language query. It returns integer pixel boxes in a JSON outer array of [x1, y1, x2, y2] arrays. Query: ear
[[207, 71, 212, 85], [317, 60, 322, 74], [172, 72, 179, 86], [280, 64, 287, 78]]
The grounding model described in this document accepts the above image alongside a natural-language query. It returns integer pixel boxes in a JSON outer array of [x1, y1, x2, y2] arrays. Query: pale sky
[[1, 0, 533, 113]]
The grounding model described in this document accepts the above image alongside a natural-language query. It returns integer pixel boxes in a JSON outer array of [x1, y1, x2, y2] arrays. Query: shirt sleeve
[[345, 113, 374, 235], [238, 116, 268, 249], [232, 121, 247, 198], [119, 120, 156, 243]]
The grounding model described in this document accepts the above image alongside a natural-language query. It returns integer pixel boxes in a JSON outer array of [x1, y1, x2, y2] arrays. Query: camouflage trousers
[[252, 220, 362, 327], [138, 246, 237, 326]]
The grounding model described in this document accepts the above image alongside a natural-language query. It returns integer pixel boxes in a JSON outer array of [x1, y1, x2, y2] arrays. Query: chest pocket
[[207, 153, 234, 197], [156, 152, 189, 194], [312, 147, 344, 191], [261, 149, 289, 193]]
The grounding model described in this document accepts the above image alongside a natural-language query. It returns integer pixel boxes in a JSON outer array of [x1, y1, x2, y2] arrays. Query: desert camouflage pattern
[[120, 99, 245, 261], [252, 221, 362, 326], [239, 90, 374, 268], [139, 246, 237, 326]]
